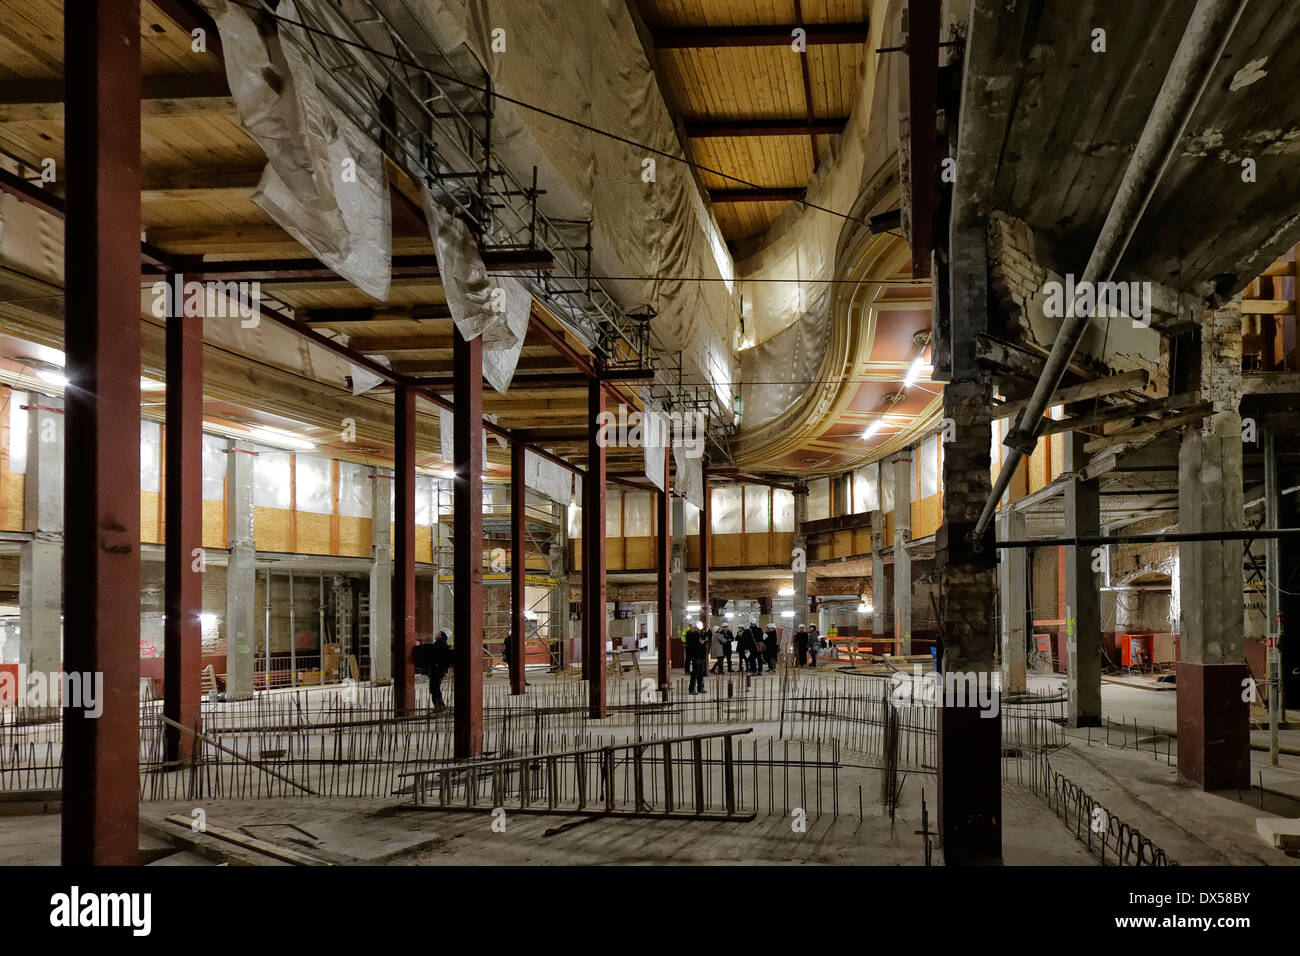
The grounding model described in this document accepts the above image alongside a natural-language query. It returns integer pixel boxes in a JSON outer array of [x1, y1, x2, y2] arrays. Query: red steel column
[[164, 270, 202, 765], [392, 385, 416, 716], [61, 0, 142, 866], [657, 442, 671, 692], [699, 464, 711, 627], [584, 380, 607, 718], [509, 439, 526, 694], [453, 330, 484, 756]]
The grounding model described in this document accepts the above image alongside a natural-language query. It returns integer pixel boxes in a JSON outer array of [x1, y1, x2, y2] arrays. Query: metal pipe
[[996, 529, 1300, 549], [971, 0, 1250, 545], [1265, 429, 1281, 765]]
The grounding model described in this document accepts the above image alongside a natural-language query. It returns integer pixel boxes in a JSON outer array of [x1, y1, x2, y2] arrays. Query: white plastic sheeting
[[420, 186, 532, 392], [641, 396, 667, 492], [736, 6, 901, 432], [524, 449, 579, 507], [438, 408, 488, 469], [673, 442, 704, 510], [411, 0, 737, 407], [199, 0, 392, 300]]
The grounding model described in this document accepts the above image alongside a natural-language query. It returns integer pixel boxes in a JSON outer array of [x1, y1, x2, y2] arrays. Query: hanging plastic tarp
[[348, 352, 392, 396], [438, 407, 487, 468], [641, 397, 667, 492], [198, 0, 392, 300], [525, 449, 579, 507], [409, 0, 737, 409], [420, 185, 530, 392], [673, 442, 704, 510]]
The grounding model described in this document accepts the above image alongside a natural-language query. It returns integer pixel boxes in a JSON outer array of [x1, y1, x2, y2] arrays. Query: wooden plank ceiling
[[0, 0, 664, 480], [636, 0, 870, 243]]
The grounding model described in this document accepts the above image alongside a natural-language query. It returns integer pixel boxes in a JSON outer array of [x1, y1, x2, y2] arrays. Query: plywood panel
[[254, 506, 291, 553], [625, 537, 654, 570], [141, 491, 161, 544], [296, 512, 333, 555], [5, 474, 21, 532], [338, 516, 371, 557], [202, 499, 225, 550], [712, 533, 746, 567], [744, 534, 771, 566]]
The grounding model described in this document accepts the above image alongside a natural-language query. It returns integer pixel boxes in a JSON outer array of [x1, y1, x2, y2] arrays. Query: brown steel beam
[[906, 0, 940, 278], [684, 117, 849, 138], [150, 0, 222, 58], [652, 23, 869, 48], [584, 379, 607, 717], [392, 386, 417, 717], [793, 0, 821, 165], [61, 0, 142, 867], [170, 248, 552, 284], [163, 271, 203, 766], [302, 304, 454, 324], [510, 439, 527, 695], [708, 188, 806, 204], [699, 464, 711, 627], [657, 445, 671, 692], [453, 330, 485, 756]]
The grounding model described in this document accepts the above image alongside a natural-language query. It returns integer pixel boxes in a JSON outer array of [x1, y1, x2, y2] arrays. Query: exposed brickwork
[[936, 380, 998, 672], [987, 211, 1046, 335]]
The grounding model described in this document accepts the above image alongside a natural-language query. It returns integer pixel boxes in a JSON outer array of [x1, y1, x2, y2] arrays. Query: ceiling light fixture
[[862, 419, 885, 440], [248, 426, 315, 451]]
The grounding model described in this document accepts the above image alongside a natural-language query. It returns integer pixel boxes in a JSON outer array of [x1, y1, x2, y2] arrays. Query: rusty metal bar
[[393, 385, 417, 716], [584, 379, 607, 717], [163, 270, 203, 766], [453, 330, 484, 757], [509, 439, 526, 694], [61, 0, 143, 866]]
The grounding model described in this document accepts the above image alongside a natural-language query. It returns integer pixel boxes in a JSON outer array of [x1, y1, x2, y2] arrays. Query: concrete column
[[20, 393, 63, 679], [369, 467, 392, 683], [1064, 433, 1102, 727], [792, 483, 808, 628], [224, 439, 256, 700], [893, 453, 912, 656], [997, 508, 1028, 694], [1177, 303, 1249, 790], [935, 380, 1001, 864], [870, 510, 890, 640]]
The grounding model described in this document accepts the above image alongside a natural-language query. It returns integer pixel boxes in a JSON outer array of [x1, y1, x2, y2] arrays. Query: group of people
[[683, 619, 827, 693], [793, 623, 825, 668]]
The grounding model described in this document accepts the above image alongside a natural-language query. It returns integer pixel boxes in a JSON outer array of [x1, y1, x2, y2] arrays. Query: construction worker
[[737, 621, 758, 673], [710, 624, 733, 674], [748, 621, 766, 675], [686, 621, 709, 693], [428, 629, 453, 707], [795, 624, 810, 667], [764, 622, 780, 671]]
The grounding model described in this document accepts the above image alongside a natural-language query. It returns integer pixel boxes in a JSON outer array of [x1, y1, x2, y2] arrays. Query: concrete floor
[[2, 667, 1296, 865]]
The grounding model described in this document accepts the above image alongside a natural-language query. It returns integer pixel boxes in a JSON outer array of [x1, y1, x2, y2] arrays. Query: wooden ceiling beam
[[0, 73, 233, 122], [652, 23, 868, 49], [708, 187, 806, 204], [684, 117, 849, 138]]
